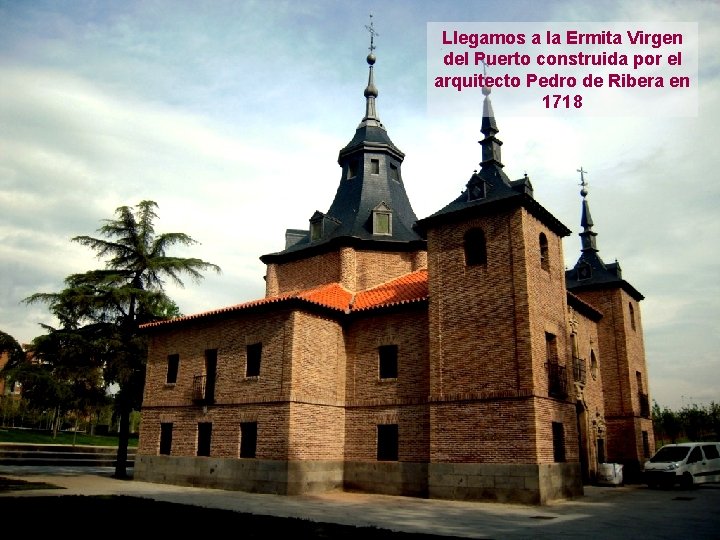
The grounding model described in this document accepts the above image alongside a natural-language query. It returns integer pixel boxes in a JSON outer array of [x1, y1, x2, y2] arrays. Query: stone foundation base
[[135, 456, 582, 504], [428, 462, 583, 505], [134, 455, 343, 495]]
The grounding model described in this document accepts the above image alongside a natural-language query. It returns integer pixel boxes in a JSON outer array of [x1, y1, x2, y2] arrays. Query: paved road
[[1, 466, 718, 539]]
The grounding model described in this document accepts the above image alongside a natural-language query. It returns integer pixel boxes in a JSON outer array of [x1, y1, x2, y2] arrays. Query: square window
[[197, 422, 212, 457], [166, 354, 179, 384], [389, 163, 399, 181], [378, 345, 398, 379], [159, 422, 173, 455], [377, 424, 398, 461], [552, 422, 565, 462], [240, 421, 258, 458], [246, 343, 262, 377], [373, 212, 391, 235]]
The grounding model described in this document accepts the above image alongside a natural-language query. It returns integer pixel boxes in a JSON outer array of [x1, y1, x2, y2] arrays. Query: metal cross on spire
[[578, 166, 589, 197], [578, 166, 588, 187], [365, 13, 378, 52]]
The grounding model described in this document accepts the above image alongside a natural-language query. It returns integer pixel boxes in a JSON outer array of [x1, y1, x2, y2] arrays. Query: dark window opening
[[629, 302, 636, 331], [204, 349, 217, 404], [159, 422, 173, 456], [552, 422, 565, 462], [371, 158, 380, 174], [348, 161, 357, 179], [546, 332, 558, 362], [240, 422, 258, 458], [642, 431, 650, 458], [377, 424, 399, 461], [197, 422, 212, 457], [378, 345, 398, 379], [246, 342, 262, 377], [540, 232, 549, 271], [464, 228, 487, 266], [389, 163, 399, 181], [166, 354, 179, 384]]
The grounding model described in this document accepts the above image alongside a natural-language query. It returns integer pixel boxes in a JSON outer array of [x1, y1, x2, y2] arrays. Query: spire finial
[[360, 13, 382, 127], [578, 166, 589, 198], [480, 59, 491, 96]]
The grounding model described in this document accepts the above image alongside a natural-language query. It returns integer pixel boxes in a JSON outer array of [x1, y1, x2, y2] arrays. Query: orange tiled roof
[[140, 269, 429, 329], [352, 269, 428, 311]]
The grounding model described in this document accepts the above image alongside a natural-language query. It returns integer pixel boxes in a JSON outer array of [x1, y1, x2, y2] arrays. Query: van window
[[649, 446, 690, 463], [687, 447, 703, 464], [702, 444, 720, 459]]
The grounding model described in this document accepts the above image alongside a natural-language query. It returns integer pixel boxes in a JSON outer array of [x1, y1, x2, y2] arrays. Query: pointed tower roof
[[565, 168, 643, 300], [262, 16, 425, 264], [415, 86, 569, 237]]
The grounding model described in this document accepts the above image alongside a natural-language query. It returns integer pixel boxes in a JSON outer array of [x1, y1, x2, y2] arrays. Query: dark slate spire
[[479, 86, 503, 168], [261, 15, 424, 263], [416, 85, 569, 238], [565, 168, 643, 300], [577, 167, 598, 254]]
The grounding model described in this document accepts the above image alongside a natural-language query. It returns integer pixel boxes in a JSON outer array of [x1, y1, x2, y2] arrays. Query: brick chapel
[[135, 32, 654, 505]]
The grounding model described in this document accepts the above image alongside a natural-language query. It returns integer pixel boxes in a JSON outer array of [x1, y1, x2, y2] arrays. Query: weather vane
[[365, 13, 378, 52]]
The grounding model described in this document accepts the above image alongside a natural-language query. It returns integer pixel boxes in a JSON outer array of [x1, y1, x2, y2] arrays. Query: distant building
[[0, 350, 24, 397], [135, 34, 653, 505]]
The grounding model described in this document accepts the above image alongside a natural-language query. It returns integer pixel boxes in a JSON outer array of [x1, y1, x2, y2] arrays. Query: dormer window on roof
[[309, 212, 324, 241], [467, 174, 486, 201], [372, 202, 392, 236]]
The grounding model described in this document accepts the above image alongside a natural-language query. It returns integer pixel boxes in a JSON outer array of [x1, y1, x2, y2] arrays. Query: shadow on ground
[[0, 476, 467, 538]]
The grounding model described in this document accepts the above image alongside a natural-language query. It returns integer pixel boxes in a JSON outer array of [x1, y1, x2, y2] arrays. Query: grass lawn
[[0, 427, 137, 447]]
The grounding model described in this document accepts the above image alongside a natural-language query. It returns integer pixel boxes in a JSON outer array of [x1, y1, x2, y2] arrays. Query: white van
[[642, 442, 720, 488]]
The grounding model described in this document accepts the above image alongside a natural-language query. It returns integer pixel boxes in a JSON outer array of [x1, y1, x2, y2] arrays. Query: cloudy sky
[[1, 0, 718, 410]]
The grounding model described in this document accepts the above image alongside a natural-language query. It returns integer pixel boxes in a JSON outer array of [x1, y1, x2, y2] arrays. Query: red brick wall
[[426, 209, 528, 398], [344, 308, 430, 463], [265, 248, 427, 296], [142, 310, 293, 409], [571, 286, 654, 469]]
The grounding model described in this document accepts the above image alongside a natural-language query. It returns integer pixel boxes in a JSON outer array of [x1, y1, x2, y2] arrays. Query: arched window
[[464, 228, 487, 266], [539, 232, 549, 271], [629, 302, 636, 331]]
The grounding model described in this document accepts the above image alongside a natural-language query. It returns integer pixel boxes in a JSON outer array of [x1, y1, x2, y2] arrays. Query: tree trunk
[[113, 404, 131, 479], [52, 406, 60, 438]]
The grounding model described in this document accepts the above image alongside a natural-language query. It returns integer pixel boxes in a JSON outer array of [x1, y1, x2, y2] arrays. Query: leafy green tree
[[25, 200, 220, 478], [652, 400, 682, 445]]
